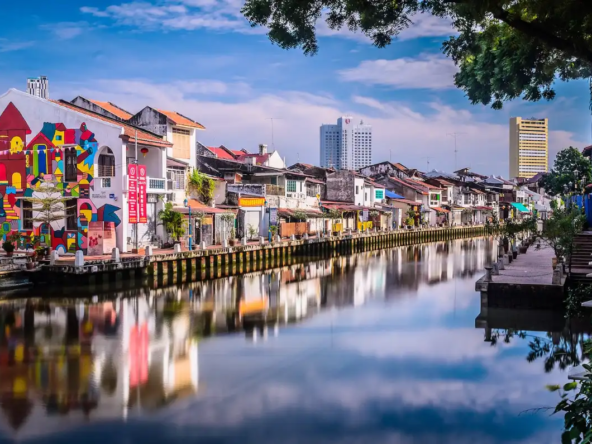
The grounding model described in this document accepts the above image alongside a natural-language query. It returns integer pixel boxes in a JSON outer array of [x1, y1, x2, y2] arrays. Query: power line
[[266, 117, 283, 150]]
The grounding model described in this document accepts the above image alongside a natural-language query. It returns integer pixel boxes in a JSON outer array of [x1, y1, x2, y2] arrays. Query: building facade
[[26, 76, 49, 100], [509, 117, 548, 179], [320, 116, 372, 170]]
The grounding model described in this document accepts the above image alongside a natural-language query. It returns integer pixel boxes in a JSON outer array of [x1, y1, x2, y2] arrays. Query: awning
[[510, 202, 530, 213], [278, 208, 324, 218], [390, 198, 421, 206], [431, 207, 450, 213], [474, 206, 493, 211], [386, 190, 405, 199], [174, 199, 233, 215]]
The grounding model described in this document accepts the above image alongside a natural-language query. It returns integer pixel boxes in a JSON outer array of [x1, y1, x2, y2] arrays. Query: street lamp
[[184, 198, 192, 251]]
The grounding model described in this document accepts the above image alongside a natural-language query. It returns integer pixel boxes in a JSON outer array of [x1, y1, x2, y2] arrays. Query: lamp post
[[184, 198, 192, 251]]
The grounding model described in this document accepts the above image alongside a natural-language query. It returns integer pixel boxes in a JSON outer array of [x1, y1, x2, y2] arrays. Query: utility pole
[[266, 118, 283, 150], [447, 132, 465, 171]]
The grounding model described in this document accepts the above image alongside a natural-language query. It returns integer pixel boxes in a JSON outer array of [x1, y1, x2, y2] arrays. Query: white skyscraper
[[320, 116, 372, 170], [27, 76, 49, 99]]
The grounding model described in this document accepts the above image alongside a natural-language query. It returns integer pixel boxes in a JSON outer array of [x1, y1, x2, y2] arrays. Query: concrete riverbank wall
[[32, 225, 487, 289]]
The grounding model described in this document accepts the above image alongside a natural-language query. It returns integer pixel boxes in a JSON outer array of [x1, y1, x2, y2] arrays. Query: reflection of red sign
[[138, 165, 147, 224], [128, 164, 138, 224], [129, 323, 148, 388]]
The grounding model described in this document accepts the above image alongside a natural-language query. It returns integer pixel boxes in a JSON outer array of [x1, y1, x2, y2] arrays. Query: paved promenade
[[491, 246, 556, 286]]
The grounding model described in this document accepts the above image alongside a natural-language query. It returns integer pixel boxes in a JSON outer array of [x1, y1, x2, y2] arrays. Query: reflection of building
[[0, 299, 199, 440]]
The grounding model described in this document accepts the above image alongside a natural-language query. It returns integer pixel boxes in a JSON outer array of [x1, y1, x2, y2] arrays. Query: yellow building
[[509, 117, 548, 179]]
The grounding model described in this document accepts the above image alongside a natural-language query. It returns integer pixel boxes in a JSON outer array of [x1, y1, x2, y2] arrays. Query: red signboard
[[128, 164, 138, 224], [138, 164, 147, 224]]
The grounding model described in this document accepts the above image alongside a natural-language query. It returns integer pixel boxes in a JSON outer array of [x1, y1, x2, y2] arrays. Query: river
[[0, 237, 583, 444]]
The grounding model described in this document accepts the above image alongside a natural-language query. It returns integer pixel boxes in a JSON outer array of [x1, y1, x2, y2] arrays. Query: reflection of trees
[[490, 328, 590, 373]]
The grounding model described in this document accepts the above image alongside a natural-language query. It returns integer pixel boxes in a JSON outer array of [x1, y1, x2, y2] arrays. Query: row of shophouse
[[0, 88, 555, 255]]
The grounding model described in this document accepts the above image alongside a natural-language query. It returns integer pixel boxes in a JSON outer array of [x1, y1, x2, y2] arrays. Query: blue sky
[[1, 0, 591, 175]]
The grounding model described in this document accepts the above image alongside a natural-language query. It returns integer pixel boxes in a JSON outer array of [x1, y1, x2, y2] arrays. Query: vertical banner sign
[[138, 165, 147, 224], [87, 221, 104, 256], [128, 164, 138, 224], [103, 222, 116, 254]]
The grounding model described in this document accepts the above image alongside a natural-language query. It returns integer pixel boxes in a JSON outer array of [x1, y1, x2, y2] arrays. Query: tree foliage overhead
[[541, 147, 592, 195], [241, 0, 592, 108]]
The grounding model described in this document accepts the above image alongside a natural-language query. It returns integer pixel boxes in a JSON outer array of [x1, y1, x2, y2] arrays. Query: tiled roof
[[391, 197, 421, 206], [167, 157, 188, 168], [208, 146, 235, 160], [236, 153, 270, 165], [88, 99, 133, 120], [175, 199, 229, 214], [157, 109, 205, 130], [53, 100, 172, 148], [406, 179, 442, 190], [388, 176, 428, 195]]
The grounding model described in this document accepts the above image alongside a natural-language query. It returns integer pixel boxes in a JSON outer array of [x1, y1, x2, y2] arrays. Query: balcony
[[147, 177, 167, 194]]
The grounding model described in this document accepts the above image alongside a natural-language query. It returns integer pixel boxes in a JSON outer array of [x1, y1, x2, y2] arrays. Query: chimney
[[259, 144, 267, 155]]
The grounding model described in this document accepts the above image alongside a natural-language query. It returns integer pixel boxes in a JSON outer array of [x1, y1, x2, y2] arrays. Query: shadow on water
[[0, 237, 574, 444]]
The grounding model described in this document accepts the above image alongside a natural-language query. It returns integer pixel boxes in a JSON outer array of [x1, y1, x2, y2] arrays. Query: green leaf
[[564, 382, 578, 391], [547, 384, 561, 392]]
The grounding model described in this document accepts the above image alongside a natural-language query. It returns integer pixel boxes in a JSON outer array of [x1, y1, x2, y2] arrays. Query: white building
[[26, 76, 49, 99], [0, 89, 172, 254], [320, 116, 372, 170]]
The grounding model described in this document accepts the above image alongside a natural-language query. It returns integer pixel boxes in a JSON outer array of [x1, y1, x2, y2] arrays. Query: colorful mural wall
[[0, 102, 121, 253]]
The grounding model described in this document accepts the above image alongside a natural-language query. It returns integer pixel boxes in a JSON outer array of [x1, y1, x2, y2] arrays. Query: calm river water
[[0, 237, 584, 444]]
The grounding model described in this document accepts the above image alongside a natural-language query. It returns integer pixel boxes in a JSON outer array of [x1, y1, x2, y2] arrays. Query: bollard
[[498, 257, 505, 270], [502, 254, 509, 265], [174, 243, 182, 253], [145, 245, 154, 257], [50, 250, 59, 266], [304, 233, 309, 240], [75, 250, 84, 268], [242, 237, 248, 246], [290, 234, 295, 241], [492, 262, 499, 275], [484, 266, 493, 282], [222, 239, 228, 248], [259, 237, 265, 246], [111, 248, 120, 263], [552, 266, 562, 285], [201, 241, 207, 250], [275, 235, 281, 243]]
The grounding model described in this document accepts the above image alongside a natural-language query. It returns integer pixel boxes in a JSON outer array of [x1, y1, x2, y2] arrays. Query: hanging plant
[[187, 169, 215, 205]]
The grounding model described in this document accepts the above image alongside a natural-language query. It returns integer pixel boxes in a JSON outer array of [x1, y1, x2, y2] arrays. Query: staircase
[[569, 232, 592, 283]]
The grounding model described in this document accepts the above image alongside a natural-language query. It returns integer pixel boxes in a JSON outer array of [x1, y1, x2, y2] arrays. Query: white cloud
[[339, 54, 458, 90], [0, 39, 35, 53], [54, 78, 587, 176], [399, 13, 454, 41], [41, 22, 90, 40]]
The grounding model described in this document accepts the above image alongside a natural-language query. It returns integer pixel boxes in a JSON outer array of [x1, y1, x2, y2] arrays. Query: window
[[98, 148, 115, 177], [172, 127, 191, 136], [22, 200, 33, 229], [102, 178, 111, 188], [66, 199, 77, 230], [167, 169, 185, 190], [356, 186, 359, 194], [286, 180, 297, 193], [64, 147, 77, 182]]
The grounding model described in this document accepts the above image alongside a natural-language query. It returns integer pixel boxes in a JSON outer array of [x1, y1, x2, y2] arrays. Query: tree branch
[[490, 6, 592, 65]]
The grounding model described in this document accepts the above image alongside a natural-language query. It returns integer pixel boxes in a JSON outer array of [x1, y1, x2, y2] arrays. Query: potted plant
[[229, 228, 237, 246], [2, 240, 14, 257], [269, 225, 278, 242], [247, 224, 258, 241]]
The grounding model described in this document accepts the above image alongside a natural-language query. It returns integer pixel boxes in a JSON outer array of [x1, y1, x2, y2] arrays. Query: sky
[[1, 0, 591, 176]]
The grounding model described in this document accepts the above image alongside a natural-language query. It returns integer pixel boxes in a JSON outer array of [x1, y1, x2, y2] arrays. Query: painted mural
[[0, 102, 121, 253]]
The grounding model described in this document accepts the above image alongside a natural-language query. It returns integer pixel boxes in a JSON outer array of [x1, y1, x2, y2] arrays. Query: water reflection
[[0, 237, 568, 444]]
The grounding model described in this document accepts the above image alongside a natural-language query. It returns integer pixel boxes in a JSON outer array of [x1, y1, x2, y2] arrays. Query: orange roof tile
[[88, 99, 133, 120], [53, 100, 172, 148], [157, 109, 205, 130]]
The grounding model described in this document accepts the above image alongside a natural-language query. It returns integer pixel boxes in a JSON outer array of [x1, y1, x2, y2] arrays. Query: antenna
[[423, 156, 432, 172], [447, 132, 466, 170], [267, 118, 283, 150]]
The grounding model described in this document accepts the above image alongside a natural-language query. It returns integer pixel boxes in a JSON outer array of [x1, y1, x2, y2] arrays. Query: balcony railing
[[98, 165, 115, 178], [147, 177, 167, 193], [266, 184, 285, 196]]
